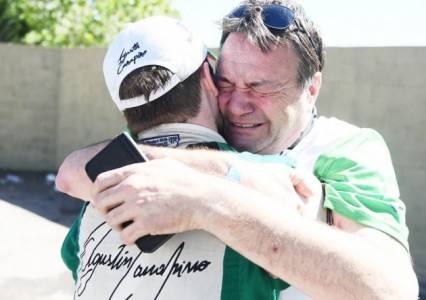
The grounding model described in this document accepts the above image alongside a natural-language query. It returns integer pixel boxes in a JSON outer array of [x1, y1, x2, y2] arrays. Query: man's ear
[[308, 72, 322, 105], [201, 62, 218, 97]]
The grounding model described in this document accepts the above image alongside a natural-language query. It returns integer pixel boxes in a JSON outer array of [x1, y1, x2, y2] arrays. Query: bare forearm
[[56, 140, 110, 200], [56, 142, 234, 200], [56, 139, 237, 202], [142, 146, 234, 176], [91, 156, 417, 298], [142, 146, 319, 201], [195, 178, 418, 300]]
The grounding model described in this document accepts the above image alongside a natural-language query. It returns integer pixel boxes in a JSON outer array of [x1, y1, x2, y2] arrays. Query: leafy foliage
[[0, 0, 179, 48], [0, 0, 29, 42]]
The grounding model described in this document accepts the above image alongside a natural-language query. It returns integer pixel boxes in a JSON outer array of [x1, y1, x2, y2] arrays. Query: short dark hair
[[119, 64, 205, 134], [220, 0, 325, 88]]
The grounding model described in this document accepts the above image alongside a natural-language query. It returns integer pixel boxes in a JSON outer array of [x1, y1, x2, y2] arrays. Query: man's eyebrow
[[249, 80, 269, 86], [214, 75, 230, 83], [215, 75, 270, 85], [247, 79, 278, 87]]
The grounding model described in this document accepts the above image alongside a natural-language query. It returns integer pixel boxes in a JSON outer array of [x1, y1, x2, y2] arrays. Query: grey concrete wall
[[0, 43, 425, 284], [0, 43, 125, 171], [0, 44, 61, 170], [318, 47, 426, 283], [56, 48, 125, 168]]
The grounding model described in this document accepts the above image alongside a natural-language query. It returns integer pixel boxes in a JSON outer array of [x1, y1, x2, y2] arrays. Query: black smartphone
[[85, 132, 173, 253]]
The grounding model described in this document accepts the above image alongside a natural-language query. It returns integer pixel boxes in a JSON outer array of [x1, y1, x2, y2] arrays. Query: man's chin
[[227, 138, 256, 152], [223, 128, 259, 152]]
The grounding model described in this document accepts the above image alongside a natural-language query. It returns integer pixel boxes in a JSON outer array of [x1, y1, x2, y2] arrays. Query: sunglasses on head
[[227, 4, 319, 57]]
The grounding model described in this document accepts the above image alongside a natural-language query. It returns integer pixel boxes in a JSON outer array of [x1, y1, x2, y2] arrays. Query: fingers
[[289, 168, 321, 198], [105, 209, 150, 246], [90, 160, 179, 243], [119, 220, 150, 245], [92, 163, 147, 214], [99, 192, 152, 245], [92, 182, 125, 216], [102, 198, 137, 231], [92, 163, 142, 196]]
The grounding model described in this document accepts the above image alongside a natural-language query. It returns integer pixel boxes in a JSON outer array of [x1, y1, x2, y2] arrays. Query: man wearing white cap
[[58, 16, 320, 299]]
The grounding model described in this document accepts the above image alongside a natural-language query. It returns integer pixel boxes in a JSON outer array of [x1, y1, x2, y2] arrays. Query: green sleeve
[[61, 202, 89, 281], [313, 128, 409, 251]]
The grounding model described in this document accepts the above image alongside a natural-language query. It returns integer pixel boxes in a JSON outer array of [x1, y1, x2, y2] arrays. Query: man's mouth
[[231, 122, 262, 128]]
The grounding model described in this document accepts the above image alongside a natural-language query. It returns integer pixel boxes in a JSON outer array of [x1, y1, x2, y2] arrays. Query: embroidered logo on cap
[[117, 42, 147, 75]]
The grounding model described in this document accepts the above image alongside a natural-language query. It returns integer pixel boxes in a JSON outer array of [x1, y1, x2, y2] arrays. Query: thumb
[[289, 169, 321, 198]]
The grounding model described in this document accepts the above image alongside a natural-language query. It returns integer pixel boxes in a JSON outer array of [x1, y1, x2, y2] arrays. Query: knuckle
[[105, 212, 119, 227]]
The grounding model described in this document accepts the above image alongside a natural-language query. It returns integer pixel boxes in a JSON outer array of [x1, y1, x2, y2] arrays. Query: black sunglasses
[[227, 4, 319, 57]]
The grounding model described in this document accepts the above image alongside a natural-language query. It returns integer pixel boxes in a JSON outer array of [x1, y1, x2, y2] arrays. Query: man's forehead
[[218, 33, 298, 73], [216, 54, 297, 87]]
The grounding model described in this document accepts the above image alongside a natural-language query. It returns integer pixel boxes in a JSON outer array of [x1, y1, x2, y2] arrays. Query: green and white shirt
[[287, 116, 408, 251]]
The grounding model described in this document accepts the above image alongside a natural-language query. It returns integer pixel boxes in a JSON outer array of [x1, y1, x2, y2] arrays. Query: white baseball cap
[[103, 16, 209, 111]]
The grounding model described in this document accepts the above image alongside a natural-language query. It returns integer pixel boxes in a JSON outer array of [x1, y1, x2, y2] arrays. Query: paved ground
[[0, 170, 83, 300]]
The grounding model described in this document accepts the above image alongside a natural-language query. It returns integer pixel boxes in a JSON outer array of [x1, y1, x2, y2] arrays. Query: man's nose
[[227, 89, 255, 116]]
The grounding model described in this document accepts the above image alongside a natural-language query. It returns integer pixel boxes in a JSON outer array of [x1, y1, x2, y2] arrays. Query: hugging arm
[[56, 135, 418, 299], [55, 140, 110, 200], [93, 158, 418, 300], [55, 142, 318, 201]]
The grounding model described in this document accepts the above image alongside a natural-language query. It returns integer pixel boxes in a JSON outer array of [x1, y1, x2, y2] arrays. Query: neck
[[187, 114, 218, 132], [187, 96, 220, 132], [287, 108, 317, 151]]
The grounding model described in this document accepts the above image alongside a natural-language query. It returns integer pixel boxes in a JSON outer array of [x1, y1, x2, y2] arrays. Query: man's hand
[[91, 157, 317, 245], [92, 158, 208, 244], [237, 161, 323, 219]]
